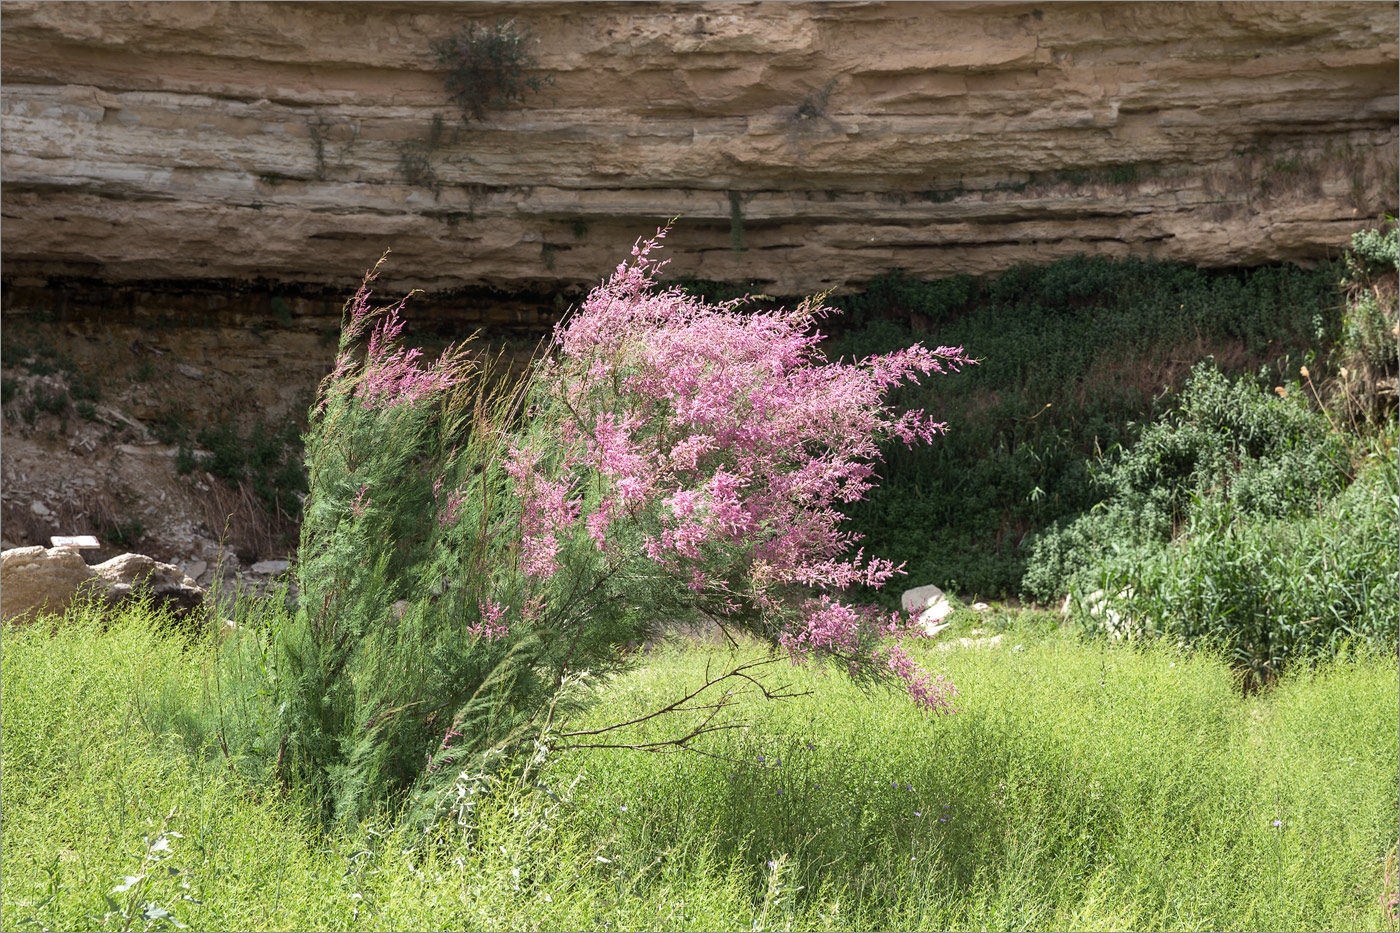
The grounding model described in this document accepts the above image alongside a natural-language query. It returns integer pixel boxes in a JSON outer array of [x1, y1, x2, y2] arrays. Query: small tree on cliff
[[432, 20, 551, 123], [264, 228, 971, 827]]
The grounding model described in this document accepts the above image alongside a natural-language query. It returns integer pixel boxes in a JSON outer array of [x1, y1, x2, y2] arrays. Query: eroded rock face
[[1, 2, 1395, 580], [1, 1, 1396, 297]]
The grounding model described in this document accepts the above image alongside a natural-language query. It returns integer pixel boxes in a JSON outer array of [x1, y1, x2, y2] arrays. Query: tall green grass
[[562, 635, 1398, 930], [3, 601, 1395, 931]]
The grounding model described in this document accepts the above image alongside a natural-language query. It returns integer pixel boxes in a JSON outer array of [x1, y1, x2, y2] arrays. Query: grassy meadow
[[2, 599, 1395, 932], [3, 236, 1395, 932]]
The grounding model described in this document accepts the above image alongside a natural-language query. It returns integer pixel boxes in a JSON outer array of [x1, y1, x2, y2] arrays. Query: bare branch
[[552, 655, 810, 761], [555, 657, 770, 739]]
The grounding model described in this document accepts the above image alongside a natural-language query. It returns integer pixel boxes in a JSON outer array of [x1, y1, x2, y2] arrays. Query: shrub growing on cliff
[[257, 230, 969, 827], [432, 20, 550, 123]]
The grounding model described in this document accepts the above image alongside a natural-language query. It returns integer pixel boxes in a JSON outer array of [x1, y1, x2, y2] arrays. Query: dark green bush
[[97, 517, 145, 550], [1332, 225, 1398, 431], [33, 386, 68, 415], [1347, 225, 1399, 275], [1088, 443, 1398, 690], [1107, 365, 1348, 519], [432, 20, 550, 123], [1015, 231, 1398, 686], [821, 255, 1342, 598], [185, 419, 307, 520], [1022, 365, 1351, 602], [839, 270, 973, 330], [671, 276, 773, 306], [150, 408, 187, 445], [68, 369, 100, 403]]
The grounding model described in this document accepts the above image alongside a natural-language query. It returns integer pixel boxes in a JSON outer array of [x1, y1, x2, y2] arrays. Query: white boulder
[[93, 553, 204, 614], [902, 584, 955, 637]]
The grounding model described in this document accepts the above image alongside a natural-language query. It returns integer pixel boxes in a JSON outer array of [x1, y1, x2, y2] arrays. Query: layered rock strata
[[1, 1, 1396, 297]]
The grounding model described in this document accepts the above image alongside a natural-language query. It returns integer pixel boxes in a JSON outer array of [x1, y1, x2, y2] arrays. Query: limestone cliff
[[2, 1, 1396, 298]]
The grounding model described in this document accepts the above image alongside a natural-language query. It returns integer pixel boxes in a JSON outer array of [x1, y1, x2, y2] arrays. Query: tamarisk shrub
[[269, 230, 969, 828]]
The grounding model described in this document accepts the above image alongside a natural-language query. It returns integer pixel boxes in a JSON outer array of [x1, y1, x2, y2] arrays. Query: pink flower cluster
[[499, 227, 969, 709], [778, 598, 865, 660], [427, 715, 466, 774], [502, 442, 583, 579], [511, 227, 968, 587], [357, 309, 459, 410], [438, 487, 470, 528], [467, 598, 510, 641], [329, 254, 461, 412], [878, 640, 959, 714], [350, 482, 370, 518]]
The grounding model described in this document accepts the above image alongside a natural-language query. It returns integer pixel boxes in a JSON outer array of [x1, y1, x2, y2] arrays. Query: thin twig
[[555, 657, 807, 747]]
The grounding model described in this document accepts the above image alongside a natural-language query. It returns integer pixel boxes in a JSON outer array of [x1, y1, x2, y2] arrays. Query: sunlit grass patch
[[2, 605, 1395, 931]]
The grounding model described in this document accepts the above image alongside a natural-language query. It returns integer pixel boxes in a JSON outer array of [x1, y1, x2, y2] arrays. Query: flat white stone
[[51, 535, 100, 549]]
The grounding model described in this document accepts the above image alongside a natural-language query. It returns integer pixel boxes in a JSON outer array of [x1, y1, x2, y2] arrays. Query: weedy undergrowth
[[1027, 225, 1399, 689], [1330, 224, 1399, 431], [826, 253, 1344, 597]]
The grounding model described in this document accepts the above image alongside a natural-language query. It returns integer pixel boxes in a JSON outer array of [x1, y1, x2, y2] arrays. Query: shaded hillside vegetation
[[819, 251, 1362, 599]]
